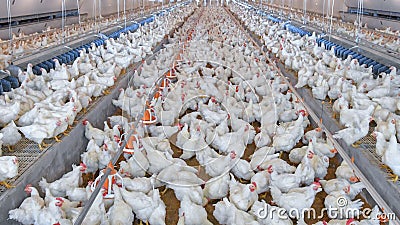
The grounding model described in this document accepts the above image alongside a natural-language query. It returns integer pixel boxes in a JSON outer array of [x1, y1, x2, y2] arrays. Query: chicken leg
[[351, 141, 362, 148], [380, 164, 391, 170], [103, 89, 111, 95], [260, 192, 268, 199], [0, 181, 15, 189], [39, 142, 49, 151], [7, 145, 14, 152], [197, 165, 201, 176], [388, 174, 398, 182], [54, 136, 62, 142], [160, 187, 168, 195], [139, 220, 149, 225], [63, 130, 70, 136]]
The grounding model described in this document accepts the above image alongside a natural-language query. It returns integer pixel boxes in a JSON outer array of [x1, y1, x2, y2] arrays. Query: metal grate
[[318, 98, 400, 186], [0, 137, 47, 195], [0, 67, 130, 197]]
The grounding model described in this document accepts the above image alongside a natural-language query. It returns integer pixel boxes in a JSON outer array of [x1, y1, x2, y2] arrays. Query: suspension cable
[[93, 0, 97, 32], [76, 0, 81, 25], [328, 0, 335, 41], [355, 0, 363, 43], [61, 0, 66, 44], [7, 0, 13, 58], [118, 0, 120, 21], [303, 0, 307, 24], [322, 0, 325, 32], [124, 0, 127, 29]]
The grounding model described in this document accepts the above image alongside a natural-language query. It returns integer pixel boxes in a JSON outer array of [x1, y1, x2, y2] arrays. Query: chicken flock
[[232, 4, 400, 184], [264, 3, 400, 54], [0, 5, 161, 70], [0, 4, 188, 193], [6, 3, 392, 225]]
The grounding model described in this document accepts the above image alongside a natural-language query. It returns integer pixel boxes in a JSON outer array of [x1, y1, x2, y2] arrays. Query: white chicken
[[82, 119, 106, 146], [294, 142, 316, 185], [382, 135, 400, 182], [231, 158, 255, 180], [122, 174, 158, 193], [335, 161, 359, 183], [311, 154, 330, 179], [333, 116, 372, 146], [269, 165, 300, 193], [120, 186, 166, 224], [204, 173, 230, 200], [229, 173, 258, 211], [119, 148, 149, 178], [9, 184, 45, 224], [375, 118, 396, 141], [34, 198, 66, 225], [0, 156, 18, 188], [107, 185, 135, 225], [80, 139, 101, 174], [179, 196, 213, 225], [0, 98, 20, 126], [213, 197, 259, 225], [39, 163, 86, 197], [270, 182, 322, 222], [0, 120, 22, 151], [250, 170, 271, 195]]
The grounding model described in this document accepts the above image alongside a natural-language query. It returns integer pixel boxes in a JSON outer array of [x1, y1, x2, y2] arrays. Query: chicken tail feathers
[[8, 209, 26, 223], [332, 133, 342, 140], [38, 177, 49, 192]]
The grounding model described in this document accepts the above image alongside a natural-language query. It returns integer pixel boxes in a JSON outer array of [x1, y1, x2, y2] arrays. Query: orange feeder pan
[[142, 108, 157, 125]]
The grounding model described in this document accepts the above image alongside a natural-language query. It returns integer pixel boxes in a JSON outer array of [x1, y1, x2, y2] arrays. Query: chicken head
[[79, 162, 87, 172], [311, 182, 322, 191], [249, 182, 257, 192], [82, 119, 88, 126], [24, 184, 32, 194], [55, 197, 64, 207]]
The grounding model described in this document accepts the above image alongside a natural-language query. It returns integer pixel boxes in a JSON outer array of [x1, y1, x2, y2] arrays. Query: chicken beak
[[344, 186, 351, 194], [80, 163, 87, 172], [349, 176, 359, 182]]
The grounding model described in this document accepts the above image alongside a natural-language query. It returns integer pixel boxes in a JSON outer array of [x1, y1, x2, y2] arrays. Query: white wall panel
[[0, 0, 78, 19], [345, 0, 400, 13], [269, 0, 347, 17], [80, 0, 158, 18], [0, 16, 79, 39], [341, 13, 400, 31]]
